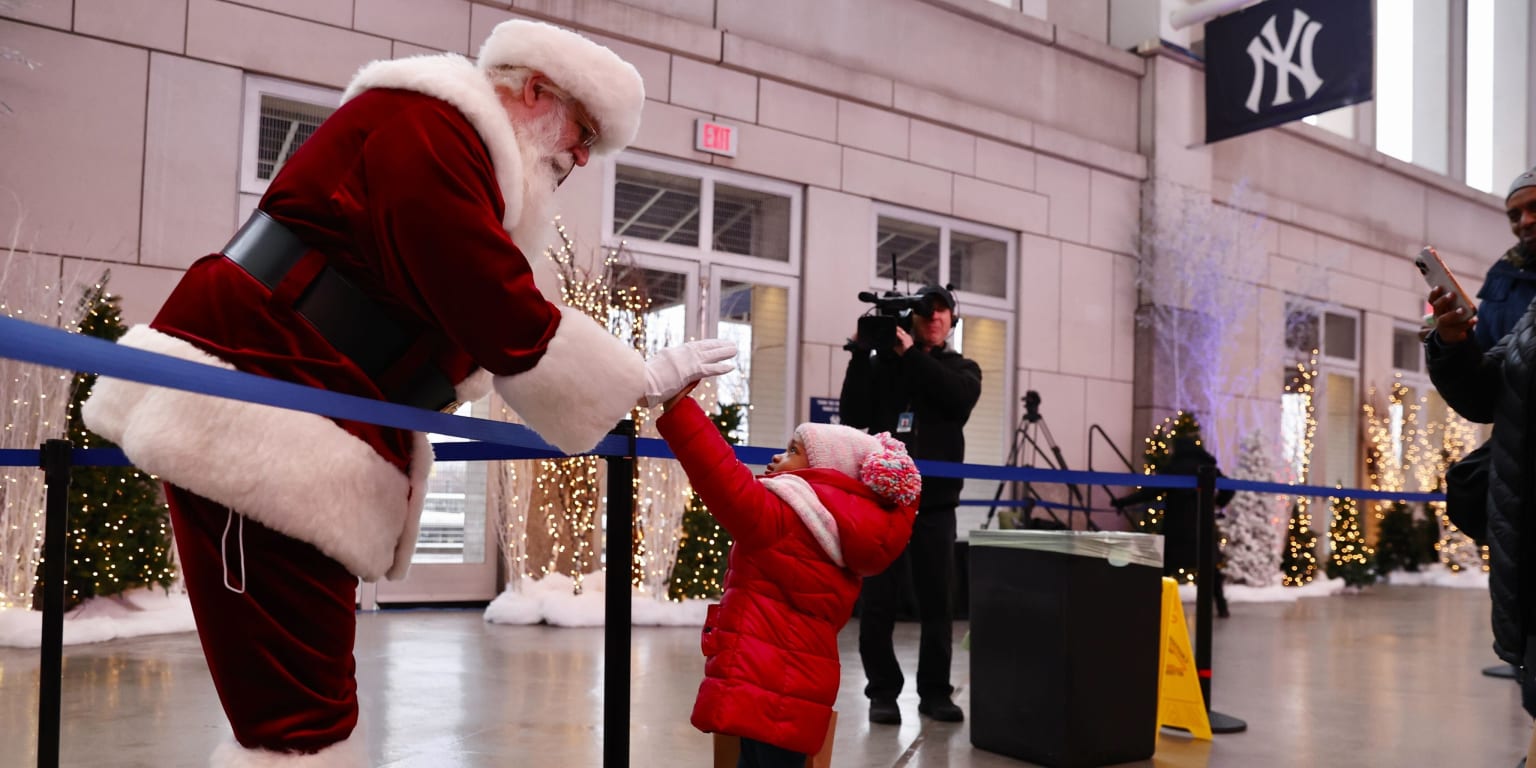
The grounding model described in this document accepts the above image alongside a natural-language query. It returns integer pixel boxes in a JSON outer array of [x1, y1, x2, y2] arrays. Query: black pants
[[859, 506, 956, 701], [738, 737, 807, 768]]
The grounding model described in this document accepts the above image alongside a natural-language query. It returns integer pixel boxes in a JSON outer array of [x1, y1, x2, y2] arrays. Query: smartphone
[[1415, 246, 1477, 319]]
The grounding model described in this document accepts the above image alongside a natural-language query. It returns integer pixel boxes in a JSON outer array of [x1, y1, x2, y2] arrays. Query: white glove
[[642, 338, 737, 407]]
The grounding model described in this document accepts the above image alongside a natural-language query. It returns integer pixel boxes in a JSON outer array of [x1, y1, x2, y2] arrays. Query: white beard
[[508, 110, 573, 254]]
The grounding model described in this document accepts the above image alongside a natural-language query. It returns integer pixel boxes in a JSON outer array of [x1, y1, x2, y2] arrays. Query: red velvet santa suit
[[656, 399, 917, 755], [82, 30, 647, 766]]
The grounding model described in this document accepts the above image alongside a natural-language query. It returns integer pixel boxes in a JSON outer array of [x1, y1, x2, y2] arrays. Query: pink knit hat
[[793, 424, 921, 507]]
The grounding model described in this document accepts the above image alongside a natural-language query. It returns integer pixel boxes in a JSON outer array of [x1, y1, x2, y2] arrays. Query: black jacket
[[839, 343, 982, 511], [1426, 303, 1536, 672], [1474, 247, 1536, 351], [1115, 445, 1234, 574]]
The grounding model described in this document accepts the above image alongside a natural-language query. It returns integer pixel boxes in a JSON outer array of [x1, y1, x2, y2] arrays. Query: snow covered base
[[1176, 564, 1489, 605], [1382, 563, 1490, 589], [0, 588, 195, 648], [483, 573, 711, 627]]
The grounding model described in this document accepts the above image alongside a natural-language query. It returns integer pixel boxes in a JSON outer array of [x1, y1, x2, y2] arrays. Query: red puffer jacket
[[656, 399, 917, 754]]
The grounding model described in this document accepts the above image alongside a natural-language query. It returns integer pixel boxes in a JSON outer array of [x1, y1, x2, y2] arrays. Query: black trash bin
[[968, 530, 1164, 768]]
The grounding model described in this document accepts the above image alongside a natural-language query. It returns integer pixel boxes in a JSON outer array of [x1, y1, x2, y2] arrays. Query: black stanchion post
[[603, 420, 636, 768], [37, 439, 72, 768], [1195, 464, 1246, 734]]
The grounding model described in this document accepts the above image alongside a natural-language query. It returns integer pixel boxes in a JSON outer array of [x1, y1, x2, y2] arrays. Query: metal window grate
[[713, 183, 790, 261], [1392, 328, 1423, 372], [256, 94, 334, 182], [950, 231, 1008, 298], [875, 216, 940, 286], [613, 165, 702, 247]]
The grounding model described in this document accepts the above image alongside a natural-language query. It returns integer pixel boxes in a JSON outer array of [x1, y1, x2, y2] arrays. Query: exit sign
[[694, 119, 738, 157]]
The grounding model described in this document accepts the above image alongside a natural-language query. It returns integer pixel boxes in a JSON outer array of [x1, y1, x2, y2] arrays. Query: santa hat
[[476, 20, 645, 155], [794, 424, 921, 507]]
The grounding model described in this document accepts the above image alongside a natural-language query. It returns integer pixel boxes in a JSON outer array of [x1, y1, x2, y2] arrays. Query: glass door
[[363, 398, 498, 606], [706, 267, 797, 451]]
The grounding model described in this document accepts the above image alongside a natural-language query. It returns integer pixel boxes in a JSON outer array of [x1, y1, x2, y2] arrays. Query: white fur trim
[[385, 429, 434, 581], [342, 54, 527, 233], [81, 326, 415, 582], [211, 729, 367, 767], [455, 368, 493, 404], [476, 20, 645, 154], [492, 305, 646, 454], [762, 474, 845, 567]]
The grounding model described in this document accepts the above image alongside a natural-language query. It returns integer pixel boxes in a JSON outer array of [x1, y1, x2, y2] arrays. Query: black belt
[[221, 211, 457, 412]]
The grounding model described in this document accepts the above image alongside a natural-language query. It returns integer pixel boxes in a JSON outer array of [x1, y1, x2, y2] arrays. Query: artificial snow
[[0, 587, 194, 648], [484, 572, 711, 628], [1174, 563, 1488, 605], [1382, 563, 1490, 589]]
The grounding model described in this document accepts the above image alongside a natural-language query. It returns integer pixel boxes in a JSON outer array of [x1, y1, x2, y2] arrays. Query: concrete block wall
[[9, 0, 1511, 518], [1, 0, 1148, 484]]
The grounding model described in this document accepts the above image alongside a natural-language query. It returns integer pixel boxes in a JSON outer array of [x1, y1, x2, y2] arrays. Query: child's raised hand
[[661, 381, 699, 412]]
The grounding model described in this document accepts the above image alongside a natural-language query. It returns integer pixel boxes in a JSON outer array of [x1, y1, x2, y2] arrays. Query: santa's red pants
[[167, 485, 359, 753]]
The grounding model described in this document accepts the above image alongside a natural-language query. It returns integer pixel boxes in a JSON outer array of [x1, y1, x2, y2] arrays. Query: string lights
[[1325, 493, 1376, 586], [1281, 352, 1319, 586], [1, 259, 88, 609], [496, 220, 715, 600]]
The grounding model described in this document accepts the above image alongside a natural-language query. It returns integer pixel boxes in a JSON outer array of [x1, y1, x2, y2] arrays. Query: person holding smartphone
[[1424, 165, 1536, 766]]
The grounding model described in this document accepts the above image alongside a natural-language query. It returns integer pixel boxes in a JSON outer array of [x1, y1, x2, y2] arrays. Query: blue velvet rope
[[0, 315, 1448, 502]]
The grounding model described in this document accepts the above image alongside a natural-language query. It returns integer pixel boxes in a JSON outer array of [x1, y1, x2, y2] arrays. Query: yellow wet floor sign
[[1157, 576, 1212, 739]]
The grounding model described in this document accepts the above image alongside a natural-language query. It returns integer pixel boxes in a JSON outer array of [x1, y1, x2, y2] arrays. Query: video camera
[[849, 283, 957, 353]]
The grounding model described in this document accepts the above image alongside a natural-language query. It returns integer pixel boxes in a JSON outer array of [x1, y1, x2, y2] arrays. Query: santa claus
[[82, 19, 732, 767]]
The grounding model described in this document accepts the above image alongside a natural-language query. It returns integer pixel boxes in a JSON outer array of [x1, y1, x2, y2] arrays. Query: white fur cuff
[[493, 305, 646, 454], [211, 730, 367, 768]]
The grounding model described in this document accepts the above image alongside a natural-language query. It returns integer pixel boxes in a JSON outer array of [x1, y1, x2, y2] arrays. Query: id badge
[[896, 411, 914, 433]]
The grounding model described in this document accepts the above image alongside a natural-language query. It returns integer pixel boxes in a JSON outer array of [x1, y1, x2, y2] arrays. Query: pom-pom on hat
[[794, 424, 922, 507], [476, 20, 645, 155]]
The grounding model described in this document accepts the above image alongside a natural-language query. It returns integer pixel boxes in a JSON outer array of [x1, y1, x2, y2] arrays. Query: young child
[[656, 386, 919, 768]]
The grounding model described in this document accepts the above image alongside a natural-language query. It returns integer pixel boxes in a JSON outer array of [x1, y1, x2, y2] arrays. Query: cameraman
[[839, 284, 982, 725]]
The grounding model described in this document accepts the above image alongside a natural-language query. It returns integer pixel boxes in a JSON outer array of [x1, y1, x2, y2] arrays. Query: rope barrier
[[0, 315, 1447, 503]]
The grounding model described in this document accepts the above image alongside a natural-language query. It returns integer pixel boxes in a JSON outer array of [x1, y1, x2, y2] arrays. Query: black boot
[[918, 697, 964, 722], [868, 699, 901, 725]]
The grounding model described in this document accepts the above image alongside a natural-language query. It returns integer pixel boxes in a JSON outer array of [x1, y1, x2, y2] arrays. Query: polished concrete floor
[[1, 585, 1532, 767]]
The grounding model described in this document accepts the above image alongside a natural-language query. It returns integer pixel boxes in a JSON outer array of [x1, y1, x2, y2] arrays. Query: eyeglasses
[[537, 82, 600, 149]]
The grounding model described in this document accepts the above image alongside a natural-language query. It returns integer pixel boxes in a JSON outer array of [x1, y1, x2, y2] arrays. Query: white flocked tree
[[1220, 429, 1284, 586]]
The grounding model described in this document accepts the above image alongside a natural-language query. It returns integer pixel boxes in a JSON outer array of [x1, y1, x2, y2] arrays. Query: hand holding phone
[[1416, 246, 1477, 343]]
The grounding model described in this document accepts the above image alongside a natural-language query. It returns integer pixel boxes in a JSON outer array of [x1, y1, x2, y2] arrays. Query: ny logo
[[1245, 8, 1325, 113]]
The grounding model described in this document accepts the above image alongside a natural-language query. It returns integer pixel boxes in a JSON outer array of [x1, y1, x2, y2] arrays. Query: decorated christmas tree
[[1136, 410, 1204, 532], [1281, 500, 1318, 586], [39, 274, 176, 609], [668, 403, 744, 600], [1325, 495, 1376, 587], [1373, 502, 1425, 576], [1219, 430, 1283, 586]]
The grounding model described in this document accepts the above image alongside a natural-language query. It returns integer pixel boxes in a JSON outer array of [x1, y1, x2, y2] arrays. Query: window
[[872, 206, 1015, 308], [1392, 326, 1425, 373], [1374, 0, 1451, 173], [1464, 0, 1530, 193], [1282, 301, 1361, 492], [239, 76, 340, 196], [613, 166, 702, 247], [607, 154, 801, 275], [870, 207, 1016, 531], [605, 154, 803, 446]]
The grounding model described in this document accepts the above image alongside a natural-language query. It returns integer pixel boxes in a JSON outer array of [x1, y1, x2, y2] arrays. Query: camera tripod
[[982, 391, 1093, 530]]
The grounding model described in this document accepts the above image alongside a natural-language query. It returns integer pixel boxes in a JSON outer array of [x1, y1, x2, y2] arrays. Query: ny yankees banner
[[1205, 0, 1373, 144]]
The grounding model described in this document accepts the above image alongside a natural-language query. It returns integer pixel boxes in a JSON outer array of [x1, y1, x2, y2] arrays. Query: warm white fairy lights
[[1281, 352, 1319, 586], [0, 258, 88, 609], [494, 220, 705, 599]]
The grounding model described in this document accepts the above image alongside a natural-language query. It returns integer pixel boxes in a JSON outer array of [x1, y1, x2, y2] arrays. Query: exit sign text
[[694, 119, 738, 157]]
